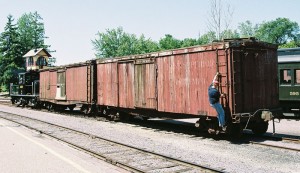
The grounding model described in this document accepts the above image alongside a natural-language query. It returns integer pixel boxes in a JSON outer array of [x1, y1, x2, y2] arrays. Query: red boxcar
[[39, 61, 96, 111], [96, 38, 281, 134]]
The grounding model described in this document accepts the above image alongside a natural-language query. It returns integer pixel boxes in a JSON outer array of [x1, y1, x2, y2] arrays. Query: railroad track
[[0, 110, 222, 173], [0, 101, 204, 137], [282, 137, 300, 144], [0, 99, 11, 106], [2, 101, 300, 154], [249, 141, 300, 152], [247, 135, 300, 152]]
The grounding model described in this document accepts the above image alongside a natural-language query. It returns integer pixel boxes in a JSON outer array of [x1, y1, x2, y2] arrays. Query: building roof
[[23, 48, 52, 57]]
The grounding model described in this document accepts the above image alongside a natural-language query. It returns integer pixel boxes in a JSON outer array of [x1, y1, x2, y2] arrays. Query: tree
[[47, 57, 57, 67], [92, 27, 159, 58], [17, 11, 50, 57], [0, 15, 23, 90], [238, 20, 257, 38], [0, 12, 52, 90], [279, 41, 299, 48], [221, 29, 239, 39], [93, 27, 134, 58], [206, 0, 234, 40], [198, 31, 217, 44], [181, 38, 198, 47], [255, 18, 300, 45], [135, 35, 160, 54], [159, 34, 182, 50]]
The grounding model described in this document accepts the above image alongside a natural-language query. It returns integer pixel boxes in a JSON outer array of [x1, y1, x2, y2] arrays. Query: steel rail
[[282, 137, 300, 144], [249, 140, 300, 152]]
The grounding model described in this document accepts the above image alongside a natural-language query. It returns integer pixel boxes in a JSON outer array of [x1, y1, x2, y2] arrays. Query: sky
[[0, 0, 299, 65]]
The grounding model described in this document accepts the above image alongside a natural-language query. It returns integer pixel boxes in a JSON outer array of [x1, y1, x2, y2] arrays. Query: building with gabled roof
[[23, 48, 51, 71]]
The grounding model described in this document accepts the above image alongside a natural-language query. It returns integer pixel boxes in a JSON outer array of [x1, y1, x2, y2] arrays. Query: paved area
[[0, 118, 129, 173]]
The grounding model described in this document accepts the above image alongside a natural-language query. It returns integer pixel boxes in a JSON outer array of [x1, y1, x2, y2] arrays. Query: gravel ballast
[[0, 105, 299, 173]]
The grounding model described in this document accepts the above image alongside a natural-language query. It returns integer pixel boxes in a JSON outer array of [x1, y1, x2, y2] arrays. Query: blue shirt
[[208, 84, 220, 104]]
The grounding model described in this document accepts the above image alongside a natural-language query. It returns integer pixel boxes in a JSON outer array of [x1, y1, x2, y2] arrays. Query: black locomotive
[[10, 70, 39, 106]]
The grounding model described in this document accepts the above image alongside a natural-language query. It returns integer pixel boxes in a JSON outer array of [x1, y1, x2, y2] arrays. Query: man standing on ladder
[[208, 72, 226, 131]]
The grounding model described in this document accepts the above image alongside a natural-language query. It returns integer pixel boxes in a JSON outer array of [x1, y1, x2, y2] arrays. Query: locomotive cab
[[17, 71, 39, 95], [10, 71, 40, 106]]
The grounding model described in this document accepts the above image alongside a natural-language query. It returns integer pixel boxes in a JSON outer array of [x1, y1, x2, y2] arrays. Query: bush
[[1, 84, 8, 92]]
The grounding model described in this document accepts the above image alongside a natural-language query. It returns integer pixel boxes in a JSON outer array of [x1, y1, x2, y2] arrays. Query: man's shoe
[[222, 126, 227, 131]]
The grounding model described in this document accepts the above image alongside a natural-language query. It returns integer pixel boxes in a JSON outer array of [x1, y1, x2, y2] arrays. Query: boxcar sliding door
[[118, 61, 135, 108], [134, 58, 157, 109], [56, 71, 66, 100]]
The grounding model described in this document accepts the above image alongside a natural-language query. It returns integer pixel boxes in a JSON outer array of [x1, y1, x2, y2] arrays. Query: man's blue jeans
[[211, 102, 225, 127]]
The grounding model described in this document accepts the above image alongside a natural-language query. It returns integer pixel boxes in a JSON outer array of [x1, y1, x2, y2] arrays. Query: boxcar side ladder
[[87, 65, 91, 103], [216, 49, 230, 108]]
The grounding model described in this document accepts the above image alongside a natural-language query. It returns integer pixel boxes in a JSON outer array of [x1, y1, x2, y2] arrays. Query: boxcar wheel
[[251, 121, 269, 135], [80, 105, 89, 114], [68, 105, 76, 111], [47, 104, 54, 112]]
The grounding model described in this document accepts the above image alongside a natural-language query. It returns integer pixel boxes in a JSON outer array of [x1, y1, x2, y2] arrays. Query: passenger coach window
[[295, 70, 300, 84], [280, 69, 291, 84]]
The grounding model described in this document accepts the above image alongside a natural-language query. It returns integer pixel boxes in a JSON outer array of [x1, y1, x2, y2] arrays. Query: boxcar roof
[[95, 38, 277, 64], [41, 38, 278, 68], [39, 60, 95, 72]]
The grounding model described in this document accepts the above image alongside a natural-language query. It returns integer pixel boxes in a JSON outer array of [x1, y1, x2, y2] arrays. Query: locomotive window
[[32, 73, 39, 81], [19, 74, 25, 84], [25, 74, 32, 84], [280, 69, 291, 84], [295, 70, 300, 84]]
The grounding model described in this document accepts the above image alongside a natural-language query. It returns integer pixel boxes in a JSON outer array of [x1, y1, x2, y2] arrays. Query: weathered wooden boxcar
[[96, 38, 281, 135], [39, 60, 96, 112]]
